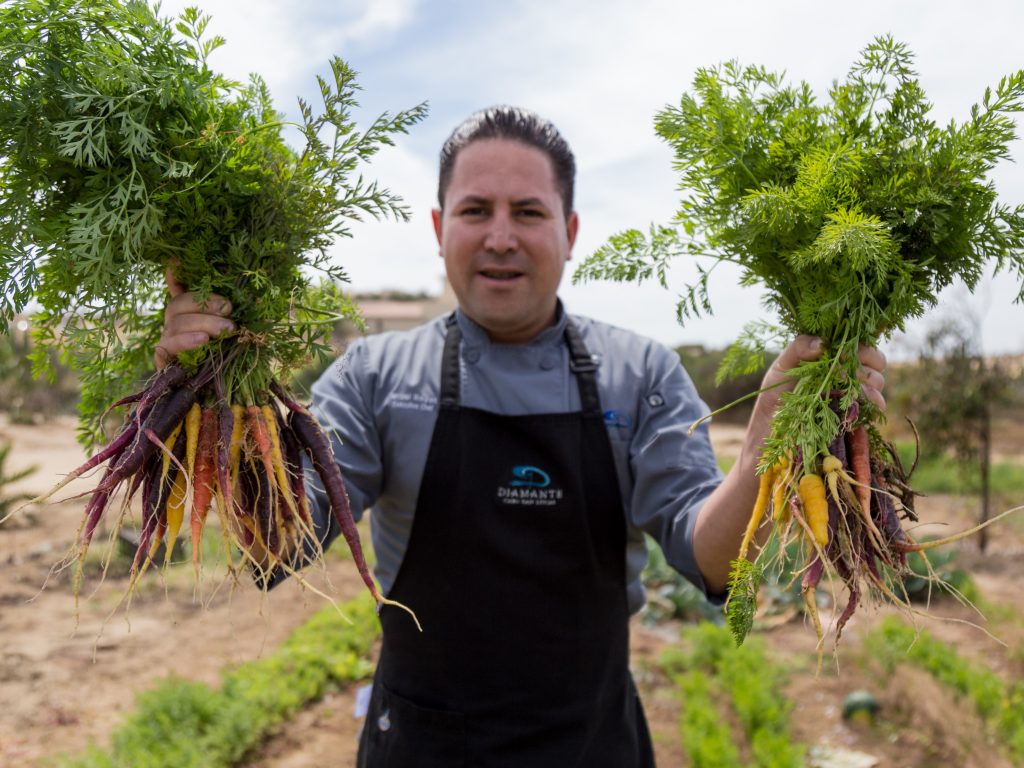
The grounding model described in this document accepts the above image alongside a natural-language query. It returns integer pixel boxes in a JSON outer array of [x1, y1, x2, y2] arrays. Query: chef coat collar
[[454, 299, 569, 349]]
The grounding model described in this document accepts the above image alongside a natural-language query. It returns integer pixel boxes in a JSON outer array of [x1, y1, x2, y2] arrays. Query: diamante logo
[[509, 466, 550, 488], [497, 465, 563, 507]]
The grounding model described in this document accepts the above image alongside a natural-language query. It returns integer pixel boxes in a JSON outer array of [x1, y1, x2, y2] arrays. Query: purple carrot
[[237, 459, 256, 548], [836, 587, 860, 641], [287, 407, 379, 602], [132, 428, 187, 573], [803, 555, 824, 592], [96, 383, 198, 495], [33, 421, 141, 505], [102, 364, 188, 423]]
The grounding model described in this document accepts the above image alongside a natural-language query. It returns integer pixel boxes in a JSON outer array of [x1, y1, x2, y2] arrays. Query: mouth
[[479, 269, 524, 282]]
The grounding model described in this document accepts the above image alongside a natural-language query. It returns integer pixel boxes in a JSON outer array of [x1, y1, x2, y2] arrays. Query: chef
[[158, 105, 886, 767]]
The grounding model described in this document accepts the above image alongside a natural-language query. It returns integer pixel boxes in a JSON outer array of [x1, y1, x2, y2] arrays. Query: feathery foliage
[[578, 37, 1024, 648], [576, 36, 1024, 469], [0, 0, 426, 444]]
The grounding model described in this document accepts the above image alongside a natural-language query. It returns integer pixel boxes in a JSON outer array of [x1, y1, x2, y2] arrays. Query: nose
[[483, 211, 517, 254]]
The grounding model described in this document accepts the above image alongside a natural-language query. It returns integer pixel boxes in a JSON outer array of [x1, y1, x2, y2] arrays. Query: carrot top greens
[[576, 37, 1024, 649], [0, 0, 426, 444], [575, 36, 1024, 469]]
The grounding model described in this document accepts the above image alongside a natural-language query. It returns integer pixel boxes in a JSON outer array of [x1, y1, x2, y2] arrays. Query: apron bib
[[358, 315, 656, 767]]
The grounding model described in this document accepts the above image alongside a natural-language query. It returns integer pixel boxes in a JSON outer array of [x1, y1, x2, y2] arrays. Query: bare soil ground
[[1, 417, 1022, 767]]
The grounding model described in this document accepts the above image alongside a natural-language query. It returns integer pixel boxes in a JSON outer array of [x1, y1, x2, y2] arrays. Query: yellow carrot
[[771, 456, 791, 523], [798, 473, 829, 548], [738, 465, 774, 561], [184, 403, 202, 476], [163, 469, 188, 566], [228, 403, 245, 488], [262, 404, 298, 519]]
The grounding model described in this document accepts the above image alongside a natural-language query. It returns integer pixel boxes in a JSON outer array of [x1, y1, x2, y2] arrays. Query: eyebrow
[[510, 197, 550, 210], [451, 195, 551, 210]]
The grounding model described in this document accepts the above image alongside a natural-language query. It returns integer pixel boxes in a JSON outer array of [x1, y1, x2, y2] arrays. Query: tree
[[896, 317, 1016, 552]]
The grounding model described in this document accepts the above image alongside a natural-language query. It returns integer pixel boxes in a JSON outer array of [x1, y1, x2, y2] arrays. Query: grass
[[865, 617, 1024, 762], [660, 623, 806, 768], [58, 595, 380, 768], [894, 441, 1024, 498]]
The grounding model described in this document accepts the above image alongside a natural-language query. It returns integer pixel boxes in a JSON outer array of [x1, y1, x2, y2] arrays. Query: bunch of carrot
[[41, 354, 415, 625], [733, 396, 1016, 660]]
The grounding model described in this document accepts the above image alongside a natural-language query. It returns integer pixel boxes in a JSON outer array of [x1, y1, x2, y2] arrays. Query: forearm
[[693, 389, 775, 595]]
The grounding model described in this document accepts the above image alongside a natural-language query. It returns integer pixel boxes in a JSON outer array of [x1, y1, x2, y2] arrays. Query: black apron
[[358, 315, 656, 767]]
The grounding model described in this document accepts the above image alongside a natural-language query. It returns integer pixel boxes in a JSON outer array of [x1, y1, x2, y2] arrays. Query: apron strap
[[439, 312, 603, 416], [563, 318, 602, 417], [440, 313, 462, 407]]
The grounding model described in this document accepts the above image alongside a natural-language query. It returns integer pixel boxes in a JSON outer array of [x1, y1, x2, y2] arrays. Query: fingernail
[[217, 321, 235, 335], [809, 338, 823, 354]]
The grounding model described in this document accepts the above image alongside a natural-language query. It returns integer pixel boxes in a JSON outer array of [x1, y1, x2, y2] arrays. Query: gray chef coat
[[302, 303, 724, 613]]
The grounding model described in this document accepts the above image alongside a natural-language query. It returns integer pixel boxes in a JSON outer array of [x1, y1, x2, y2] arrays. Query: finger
[[164, 310, 235, 340], [155, 332, 211, 369], [857, 367, 885, 393], [856, 344, 887, 374], [164, 291, 233, 323], [862, 384, 886, 411], [165, 262, 185, 298], [763, 335, 824, 387]]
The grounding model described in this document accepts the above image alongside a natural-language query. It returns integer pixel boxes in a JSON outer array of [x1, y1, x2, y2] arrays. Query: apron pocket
[[362, 681, 467, 767]]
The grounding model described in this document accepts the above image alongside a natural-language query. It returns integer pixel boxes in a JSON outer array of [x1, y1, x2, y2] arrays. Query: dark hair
[[437, 105, 576, 217]]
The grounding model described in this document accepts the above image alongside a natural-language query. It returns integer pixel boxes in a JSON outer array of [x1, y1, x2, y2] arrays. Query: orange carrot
[[847, 426, 872, 518], [246, 406, 277, 487], [190, 408, 219, 568]]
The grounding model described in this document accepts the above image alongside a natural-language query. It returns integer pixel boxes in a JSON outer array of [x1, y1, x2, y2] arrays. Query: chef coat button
[[540, 353, 558, 370], [647, 393, 665, 407], [377, 709, 391, 732], [464, 348, 481, 364]]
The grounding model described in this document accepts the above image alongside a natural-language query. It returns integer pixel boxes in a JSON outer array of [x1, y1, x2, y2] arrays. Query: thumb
[[165, 260, 185, 298], [764, 335, 824, 387]]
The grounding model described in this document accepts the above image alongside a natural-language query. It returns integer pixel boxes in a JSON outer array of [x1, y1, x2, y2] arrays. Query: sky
[[160, 0, 1024, 357]]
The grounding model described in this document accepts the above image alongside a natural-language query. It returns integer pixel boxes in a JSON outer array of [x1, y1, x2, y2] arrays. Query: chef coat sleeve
[[261, 339, 383, 587], [627, 344, 725, 598]]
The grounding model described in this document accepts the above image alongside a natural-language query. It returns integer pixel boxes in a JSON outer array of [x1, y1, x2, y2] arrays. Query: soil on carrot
[[1, 416, 1022, 767]]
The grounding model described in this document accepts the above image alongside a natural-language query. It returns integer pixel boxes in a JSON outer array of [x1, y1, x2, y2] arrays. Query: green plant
[[0, 0, 426, 442], [865, 617, 1024, 762], [59, 595, 380, 768], [900, 543, 977, 604], [0, 0, 427, 612], [640, 535, 721, 625], [676, 669, 742, 768], [576, 35, 1024, 647], [661, 623, 806, 768]]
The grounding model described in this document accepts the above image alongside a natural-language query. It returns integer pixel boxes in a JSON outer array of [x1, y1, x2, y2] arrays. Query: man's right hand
[[155, 266, 236, 369]]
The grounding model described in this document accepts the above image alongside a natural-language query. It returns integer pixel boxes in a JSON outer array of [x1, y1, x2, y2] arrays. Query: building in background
[[333, 279, 458, 350]]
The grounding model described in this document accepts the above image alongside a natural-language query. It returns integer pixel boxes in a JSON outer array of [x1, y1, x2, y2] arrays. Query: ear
[[565, 211, 579, 260], [432, 208, 443, 250]]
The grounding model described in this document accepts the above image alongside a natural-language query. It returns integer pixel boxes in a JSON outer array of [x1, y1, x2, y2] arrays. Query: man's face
[[432, 139, 578, 344]]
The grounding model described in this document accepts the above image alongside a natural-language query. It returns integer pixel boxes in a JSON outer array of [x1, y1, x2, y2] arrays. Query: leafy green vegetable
[[578, 36, 1024, 648], [0, 0, 426, 444], [576, 36, 1024, 468]]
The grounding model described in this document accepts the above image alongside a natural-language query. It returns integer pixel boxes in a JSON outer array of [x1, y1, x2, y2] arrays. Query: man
[[159, 106, 886, 766]]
